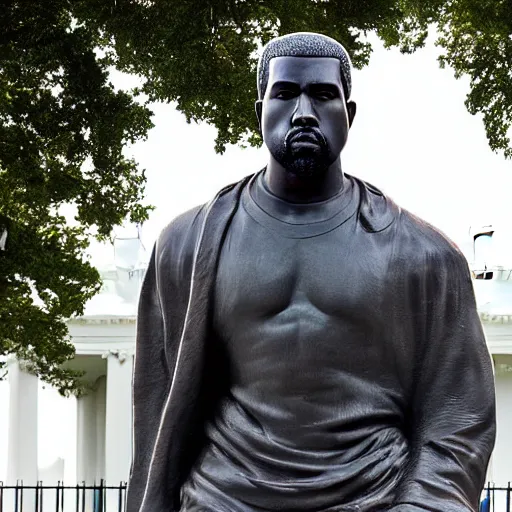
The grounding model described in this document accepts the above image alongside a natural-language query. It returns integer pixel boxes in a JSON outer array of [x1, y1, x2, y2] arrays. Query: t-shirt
[[180, 172, 408, 512]]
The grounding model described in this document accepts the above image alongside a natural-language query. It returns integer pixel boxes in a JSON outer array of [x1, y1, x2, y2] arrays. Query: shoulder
[[154, 174, 252, 264], [157, 203, 207, 256], [352, 174, 468, 272], [142, 204, 207, 286], [399, 208, 465, 260], [349, 175, 400, 233], [396, 207, 470, 280]]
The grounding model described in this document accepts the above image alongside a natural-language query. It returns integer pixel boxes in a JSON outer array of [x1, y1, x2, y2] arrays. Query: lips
[[289, 131, 320, 144]]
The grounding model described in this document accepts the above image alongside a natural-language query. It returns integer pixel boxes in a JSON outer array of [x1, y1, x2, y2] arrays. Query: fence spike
[[56, 480, 60, 512]]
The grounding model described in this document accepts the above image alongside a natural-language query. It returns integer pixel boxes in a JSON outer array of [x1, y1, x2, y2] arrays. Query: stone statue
[[127, 32, 496, 512]]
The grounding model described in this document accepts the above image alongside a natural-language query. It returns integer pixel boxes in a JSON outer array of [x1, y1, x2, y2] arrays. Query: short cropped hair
[[257, 32, 353, 101]]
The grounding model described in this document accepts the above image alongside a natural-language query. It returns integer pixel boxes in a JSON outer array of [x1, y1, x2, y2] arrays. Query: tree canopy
[[1, 0, 511, 394], [1, 1, 153, 393]]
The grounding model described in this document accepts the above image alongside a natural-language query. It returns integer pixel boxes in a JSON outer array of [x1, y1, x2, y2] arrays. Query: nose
[[291, 94, 319, 128]]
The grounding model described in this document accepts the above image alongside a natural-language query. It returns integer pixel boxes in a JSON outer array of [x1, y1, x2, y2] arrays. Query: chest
[[213, 211, 392, 328]]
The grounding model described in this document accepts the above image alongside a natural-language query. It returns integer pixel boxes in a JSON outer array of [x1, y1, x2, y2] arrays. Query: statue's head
[[255, 32, 356, 179]]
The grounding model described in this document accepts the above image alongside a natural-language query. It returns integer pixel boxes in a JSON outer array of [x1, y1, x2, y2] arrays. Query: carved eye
[[316, 90, 336, 101], [275, 89, 295, 100]]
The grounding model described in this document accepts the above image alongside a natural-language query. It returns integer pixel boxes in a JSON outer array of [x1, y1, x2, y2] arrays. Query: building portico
[[69, 316, 136, 486], [6, 228, 144, 487]]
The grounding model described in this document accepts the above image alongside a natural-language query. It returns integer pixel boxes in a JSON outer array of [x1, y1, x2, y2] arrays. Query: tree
[[436, 0, 512, 158], [1, 1, 153, 394], [2, 0, 510, 394]]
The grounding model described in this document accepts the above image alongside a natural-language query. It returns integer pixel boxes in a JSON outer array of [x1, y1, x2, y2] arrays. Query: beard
[[272, 127, 332, 179]]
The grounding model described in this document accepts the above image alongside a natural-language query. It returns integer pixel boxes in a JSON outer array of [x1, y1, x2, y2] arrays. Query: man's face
[[257, 56, 354, 179]]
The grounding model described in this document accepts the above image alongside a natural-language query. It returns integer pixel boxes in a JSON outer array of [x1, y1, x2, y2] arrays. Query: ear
[[347, 100, 357, 128], [255, 100, 263, 134]]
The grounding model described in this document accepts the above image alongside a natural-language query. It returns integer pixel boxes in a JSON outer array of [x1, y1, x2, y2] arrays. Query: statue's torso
[[180, 174, 409, 512]]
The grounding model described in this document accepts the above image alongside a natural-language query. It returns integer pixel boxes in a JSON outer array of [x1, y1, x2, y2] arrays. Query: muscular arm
[[390, 247, 496, 512]]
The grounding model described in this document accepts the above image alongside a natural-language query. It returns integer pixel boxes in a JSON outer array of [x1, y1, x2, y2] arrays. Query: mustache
[[285, 127, 328, 150]]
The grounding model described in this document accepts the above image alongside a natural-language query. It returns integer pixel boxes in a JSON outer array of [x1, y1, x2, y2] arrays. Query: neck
[[264, 155, 344, 203]]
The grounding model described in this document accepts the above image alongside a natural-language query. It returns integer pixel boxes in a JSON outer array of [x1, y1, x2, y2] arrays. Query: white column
[[105, 351, 133, 485], [76, 375, 106, 512], [76, 389, 98, 484], [493, 362, 512, 485], [484, 356, 496, 485], [76, 375, 107, 484], [7, 360, 39, 485], [96, 375, 106, 481], [491, 360, 512, 512]]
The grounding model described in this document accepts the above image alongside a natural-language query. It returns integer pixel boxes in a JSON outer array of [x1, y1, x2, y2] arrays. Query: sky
[[1, 33, 512, 483]]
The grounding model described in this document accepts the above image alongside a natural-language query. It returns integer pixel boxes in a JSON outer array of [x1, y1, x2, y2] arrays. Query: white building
[[469, 224, 512, 487], [6, 228, 146, 488], [4, 224, 512, 496]]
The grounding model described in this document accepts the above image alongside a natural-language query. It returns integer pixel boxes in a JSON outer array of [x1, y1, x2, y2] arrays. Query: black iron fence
[[480, 483, 512, 511], [0, 481, 127, 512], [0, 481, 510, 511]]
